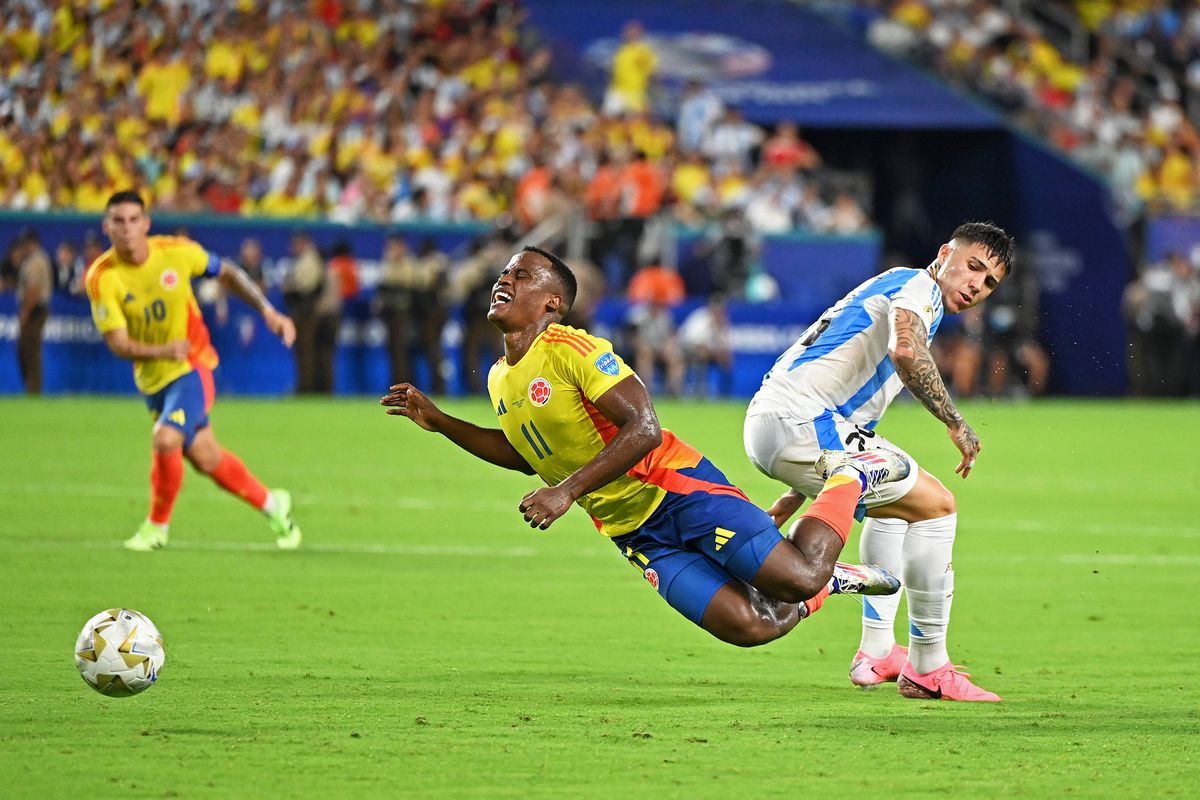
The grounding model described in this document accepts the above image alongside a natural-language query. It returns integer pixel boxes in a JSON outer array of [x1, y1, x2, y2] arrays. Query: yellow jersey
[[487, 324, 703, 537], [85, 236, 221, 395]]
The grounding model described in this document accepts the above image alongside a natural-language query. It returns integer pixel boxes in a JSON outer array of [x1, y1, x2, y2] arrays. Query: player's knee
[[705, 604, 783, 648], [715, 618, 779, 648], [186, 446, 222, 474], [151, 426, 183, 453], [931, 485, 956, 517]]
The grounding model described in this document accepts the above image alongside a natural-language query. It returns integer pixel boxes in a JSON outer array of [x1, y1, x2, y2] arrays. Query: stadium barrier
[[0, 214, 879, 397]]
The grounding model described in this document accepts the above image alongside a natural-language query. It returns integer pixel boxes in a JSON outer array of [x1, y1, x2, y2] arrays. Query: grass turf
[[1, 396, 1198, 798]]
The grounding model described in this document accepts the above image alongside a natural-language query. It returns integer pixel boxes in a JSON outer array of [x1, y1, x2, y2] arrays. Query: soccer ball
[[74, 608, 165, 697]]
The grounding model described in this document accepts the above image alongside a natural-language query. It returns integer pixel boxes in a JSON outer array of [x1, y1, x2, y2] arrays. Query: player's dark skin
[[382, 251, 847, 646]]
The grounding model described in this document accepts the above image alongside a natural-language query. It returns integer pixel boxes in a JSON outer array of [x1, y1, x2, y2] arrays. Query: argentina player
[[744, 222, 1014, 701]]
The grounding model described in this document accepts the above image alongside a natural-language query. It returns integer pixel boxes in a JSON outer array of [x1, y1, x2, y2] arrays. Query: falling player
[[744, 222, 1014, 701], [383, 245, 906, 646], [85, 191, 302, 551]]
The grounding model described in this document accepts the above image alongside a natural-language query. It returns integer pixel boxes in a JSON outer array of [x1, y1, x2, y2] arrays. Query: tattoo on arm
[[220, 259, 271, 315], [891, 308, 963, 428]]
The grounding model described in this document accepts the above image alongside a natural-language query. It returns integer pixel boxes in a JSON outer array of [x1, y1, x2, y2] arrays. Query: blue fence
[[0, 214, 880, 397]]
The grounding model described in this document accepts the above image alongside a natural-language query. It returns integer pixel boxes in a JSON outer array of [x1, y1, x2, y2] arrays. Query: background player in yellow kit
[[86, 191, 302, 551], [382, 246, 908, 645]]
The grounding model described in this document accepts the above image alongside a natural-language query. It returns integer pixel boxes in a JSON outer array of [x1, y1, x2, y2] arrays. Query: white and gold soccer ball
[[74, 608, 165, 697]]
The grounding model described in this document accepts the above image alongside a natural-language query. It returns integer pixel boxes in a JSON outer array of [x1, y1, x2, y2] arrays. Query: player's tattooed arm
[[218, 259, 296, 347], [890, 308, 981, 477]]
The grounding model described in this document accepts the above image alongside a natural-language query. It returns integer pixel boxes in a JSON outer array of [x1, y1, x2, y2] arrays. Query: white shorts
[[743, 411, 920, 507]]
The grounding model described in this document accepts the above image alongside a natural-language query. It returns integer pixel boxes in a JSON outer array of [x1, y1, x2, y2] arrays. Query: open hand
[[380, 383, 442, 431], [766, 489, 807, 529], [265, 308, 297, 348]]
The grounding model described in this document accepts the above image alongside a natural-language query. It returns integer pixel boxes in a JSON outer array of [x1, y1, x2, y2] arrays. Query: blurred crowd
[[1123, 247, 1200, 395], [847, 0, 1200, 218], [0, 0, 870, 259]]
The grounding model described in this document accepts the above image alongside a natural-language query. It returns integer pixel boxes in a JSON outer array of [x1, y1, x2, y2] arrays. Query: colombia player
[[382, 246, 908, 645], [86, 191, 302, 551]]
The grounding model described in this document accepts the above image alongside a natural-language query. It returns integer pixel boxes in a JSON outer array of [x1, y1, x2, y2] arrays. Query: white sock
[[858, 517, 908, 658], [146, 519, 168, 534], [260, 491, 277, 515], [903, 513, 956, 674]]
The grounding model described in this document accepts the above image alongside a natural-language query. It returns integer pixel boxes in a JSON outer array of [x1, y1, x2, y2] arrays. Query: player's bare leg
[[185, 427, 302, 549], [700, 450, 909, 646]]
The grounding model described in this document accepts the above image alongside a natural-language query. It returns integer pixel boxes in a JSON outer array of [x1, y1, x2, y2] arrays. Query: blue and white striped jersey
[[748, 268, 945, 428]]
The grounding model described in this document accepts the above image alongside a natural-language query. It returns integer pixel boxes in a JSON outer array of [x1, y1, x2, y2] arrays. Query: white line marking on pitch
[[5, 538, 1198, 566]]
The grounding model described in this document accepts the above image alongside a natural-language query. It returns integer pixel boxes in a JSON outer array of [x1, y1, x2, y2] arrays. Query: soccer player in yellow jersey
[[383, 246, 909, 646], [86, 191, 302, 552]]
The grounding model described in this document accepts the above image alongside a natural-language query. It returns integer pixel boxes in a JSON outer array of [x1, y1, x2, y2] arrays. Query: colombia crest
[[528, 377, 552, 406]]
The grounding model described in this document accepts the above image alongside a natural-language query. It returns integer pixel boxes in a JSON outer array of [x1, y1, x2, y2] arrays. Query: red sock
[[149, 448, 184, 525], [799, 474, 862, 545], [209, 449, 269, 510], [803, 585, 831, 617]]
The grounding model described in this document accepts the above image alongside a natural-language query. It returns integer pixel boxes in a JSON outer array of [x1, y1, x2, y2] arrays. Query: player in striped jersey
[[383, 246, 906, 647], [744, 222, 1014, 701]]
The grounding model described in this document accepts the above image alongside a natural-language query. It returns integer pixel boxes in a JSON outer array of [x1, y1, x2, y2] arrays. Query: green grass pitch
[[1, 396, 1198, 798]]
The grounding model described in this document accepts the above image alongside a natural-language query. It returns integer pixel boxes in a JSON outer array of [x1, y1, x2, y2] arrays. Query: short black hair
[[951, 221, 1015, 276], [106, 190, 146, 209], [522, 245, 577, 314]]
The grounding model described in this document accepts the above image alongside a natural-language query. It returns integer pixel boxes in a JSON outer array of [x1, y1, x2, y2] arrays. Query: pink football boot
[[897, 660, 1002, 702], [849, 643, 908, 687]]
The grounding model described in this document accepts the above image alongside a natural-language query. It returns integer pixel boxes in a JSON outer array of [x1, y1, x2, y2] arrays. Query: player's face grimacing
[[487, 252, 563, 331], [103, 202, 151, 261], [933, 239, 1007, 314]]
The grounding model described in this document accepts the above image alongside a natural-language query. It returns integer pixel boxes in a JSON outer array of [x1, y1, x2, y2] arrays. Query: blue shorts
[[611, 457, 783, 626], [144, 367, 215, 449]]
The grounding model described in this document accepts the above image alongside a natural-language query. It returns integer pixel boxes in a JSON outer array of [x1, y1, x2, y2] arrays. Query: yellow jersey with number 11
[[487, 323, 706, 538]]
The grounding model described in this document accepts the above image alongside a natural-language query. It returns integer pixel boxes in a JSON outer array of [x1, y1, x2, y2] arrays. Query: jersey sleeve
[[165, 237, 221, 278], [551, 328, 636, 402], [86, 271, 127, 333], [888, 271, 939, 333]]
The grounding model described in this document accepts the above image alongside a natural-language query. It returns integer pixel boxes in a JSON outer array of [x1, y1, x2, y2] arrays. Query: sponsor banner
[[1144, 216, 1200, 263], [527, 0, 1000, 128]]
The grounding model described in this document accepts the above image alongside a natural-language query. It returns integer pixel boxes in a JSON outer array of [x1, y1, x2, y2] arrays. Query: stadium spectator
[[328, 240, 361, 303], [235, 238, 267, 292], [1124, 251, 1200, 396], [14, 228, 52, 395], [626, 263, 686, 396], [53, 239, 87, 296], [282, 232, 325, 394], [762, 122, 822, 175], [313, 253, 343, 395], [679, 294, 734, 397], [603, 20, 658, 116], [705, 107, 764, 174], [676, 80, 724, 155]]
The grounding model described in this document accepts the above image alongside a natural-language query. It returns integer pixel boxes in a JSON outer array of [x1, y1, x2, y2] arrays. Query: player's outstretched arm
[[518, 376, 662, 530], [889, 308, 981, 478], [217, 259, 296, 348], [103, 329, 188, 362], [380, 383, 536, 475], [766, 489, 807, 529]]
